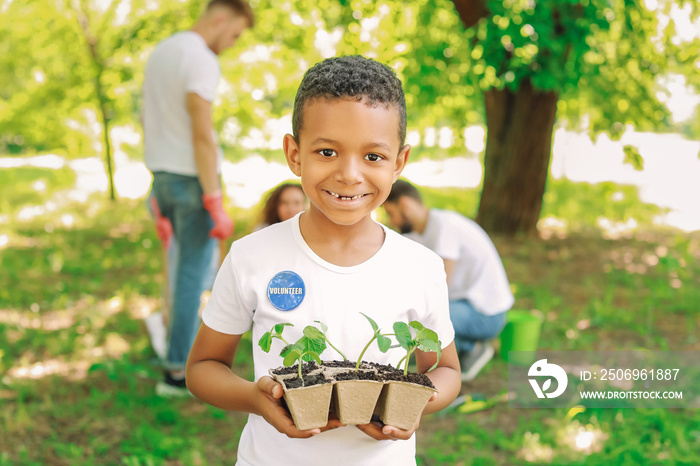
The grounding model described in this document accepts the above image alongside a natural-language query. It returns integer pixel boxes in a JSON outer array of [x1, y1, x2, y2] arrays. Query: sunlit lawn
[[1, 166, 699, 465]]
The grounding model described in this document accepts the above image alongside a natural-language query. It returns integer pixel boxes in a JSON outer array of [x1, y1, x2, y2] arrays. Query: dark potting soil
[[271, 361, 320, 376], [333, 370, 382, 382], [283, 372, 330, 389], [322, 360, 357, 369], [367, 362, 435, 389], [381, 371, 435, 389]]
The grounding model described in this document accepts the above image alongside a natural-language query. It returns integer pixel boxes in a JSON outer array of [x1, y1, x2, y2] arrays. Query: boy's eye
[[319, 149, 337, 157], [364, 153, 383, 162]]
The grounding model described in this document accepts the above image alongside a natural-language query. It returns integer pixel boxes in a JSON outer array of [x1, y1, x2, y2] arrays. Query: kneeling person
[[384, 180, 514, 381]]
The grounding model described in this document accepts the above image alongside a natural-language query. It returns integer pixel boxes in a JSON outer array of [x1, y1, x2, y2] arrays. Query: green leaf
[[314, 320, 328, 333], [377, 334, 392, 353], [418, 339, 440, 353], [296, 335, 327, 356], [361, 312, 379, 332], [280, 343, 301, 358], [303, 325, 325, 341], [258, 332, 272, 352], [428, 345, 442, 372], [303, 351, 322, 364], [393, 322, 413, 350], [273, 323, 293, 335], [409, 321, 425, 332], [283, 348, 302, 367], [623, 145, 644, 171]]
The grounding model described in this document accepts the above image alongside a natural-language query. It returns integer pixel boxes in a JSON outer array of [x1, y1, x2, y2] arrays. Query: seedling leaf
[[296, 335, 327, 357], [274, 323, 293, 334], [377, 334, 392, 353], [258, 332, 272, 352], [314, 320, 328, 333], [428, 345, 442, 372], [279, 343, 295, 358], [418, 339, 440, 353], [409, 321, 425, 332], [393, 322, 412, 349], [361, 313, 379, 332], [283, 348, 302, 367], [306, 351, 322, 365], [303, 326, 325, 340]]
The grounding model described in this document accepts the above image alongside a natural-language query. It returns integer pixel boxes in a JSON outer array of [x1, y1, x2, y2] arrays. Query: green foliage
[[1, 173, 699, 463], [354, 313, 392, 371], [623, 145, 644, 170], [282, 330, 326, 383], [302, 321, 346, 361], [541, 178, 666, 232], [257, 323, 293, 353], [393, 321, 442, 375]]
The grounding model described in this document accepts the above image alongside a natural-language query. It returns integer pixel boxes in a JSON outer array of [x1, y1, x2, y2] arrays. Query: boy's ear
[[283, 133, 302, 177], [392, 144, 411, 182]]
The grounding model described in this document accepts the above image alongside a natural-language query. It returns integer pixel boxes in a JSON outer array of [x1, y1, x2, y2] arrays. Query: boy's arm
[[186, 323, 339, 438], [356, 342, 461, 441]]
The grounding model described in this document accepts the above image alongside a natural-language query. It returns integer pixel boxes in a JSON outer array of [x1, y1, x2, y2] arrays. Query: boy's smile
[[284, 98, 410, 229]]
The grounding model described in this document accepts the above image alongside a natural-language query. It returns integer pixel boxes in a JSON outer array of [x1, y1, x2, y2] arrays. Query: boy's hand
[[255, 376, 344, 439], [356, 391, 438, 441]]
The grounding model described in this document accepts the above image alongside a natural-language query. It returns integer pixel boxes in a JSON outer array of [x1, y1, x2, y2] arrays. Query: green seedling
[[355, 313, 392, 371], [283, 331, 328, 384], [302, 321, 347, 361], [258, 323, 293, 356], [394, 321, 442, 375], [259, 323, 328, 385]]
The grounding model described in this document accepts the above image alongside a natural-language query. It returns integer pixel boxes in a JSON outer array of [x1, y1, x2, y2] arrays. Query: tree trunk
[[94, 70, 116, 201], [74, 2, 116, 201], [476, 80, 558, 236]]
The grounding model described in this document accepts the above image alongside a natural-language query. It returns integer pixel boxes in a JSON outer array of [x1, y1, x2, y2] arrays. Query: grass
[[1, 165, 699, 465]]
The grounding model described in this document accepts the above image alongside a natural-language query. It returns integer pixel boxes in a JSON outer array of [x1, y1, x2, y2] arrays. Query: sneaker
[[156, 372, 193, 398], [459, 342, 495, 382], [144, 312, 168, 361]]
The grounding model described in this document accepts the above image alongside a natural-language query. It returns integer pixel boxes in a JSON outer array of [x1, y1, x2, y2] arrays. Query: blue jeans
[[449, 299, 507, 353], [151, 172, 217, 370]]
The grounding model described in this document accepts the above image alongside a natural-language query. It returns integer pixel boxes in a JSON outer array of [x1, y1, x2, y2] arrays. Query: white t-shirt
[[202, 214, 455, 466], [405, 209, 514, 315], [143, 31, 223, 176]]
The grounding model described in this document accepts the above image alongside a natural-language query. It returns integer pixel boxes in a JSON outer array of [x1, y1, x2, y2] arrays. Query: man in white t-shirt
[[142, 0, 253, 396], [384, 180, 514, 381]]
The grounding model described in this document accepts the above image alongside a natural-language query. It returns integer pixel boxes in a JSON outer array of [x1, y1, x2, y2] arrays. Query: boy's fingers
[[356, 422, 388, 440], [258, 376, 284, 398], [318, 416, 345, 433], [382, 425, 415, 441]]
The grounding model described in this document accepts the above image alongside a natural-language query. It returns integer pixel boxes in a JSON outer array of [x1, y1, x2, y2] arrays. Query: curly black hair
[[291, 55, 407, 148]]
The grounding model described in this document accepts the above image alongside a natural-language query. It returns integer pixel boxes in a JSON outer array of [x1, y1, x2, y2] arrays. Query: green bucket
[[499, 310, 543, 366]]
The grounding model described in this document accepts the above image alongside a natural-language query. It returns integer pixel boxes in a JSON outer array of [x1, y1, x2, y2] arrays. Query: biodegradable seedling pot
[[331, 373, 384, 425], [270, 367, 333, 431], [375, 380, 436, 431]]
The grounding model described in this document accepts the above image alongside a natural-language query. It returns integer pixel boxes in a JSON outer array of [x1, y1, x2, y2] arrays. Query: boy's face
[[284, 98, 410, 227]]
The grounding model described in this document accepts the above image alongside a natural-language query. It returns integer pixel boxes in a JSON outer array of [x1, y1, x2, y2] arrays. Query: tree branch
[[450, 0, 489, 29]]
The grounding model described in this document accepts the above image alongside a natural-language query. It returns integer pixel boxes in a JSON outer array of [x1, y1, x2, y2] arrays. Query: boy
[[186, 55, 461, 465]]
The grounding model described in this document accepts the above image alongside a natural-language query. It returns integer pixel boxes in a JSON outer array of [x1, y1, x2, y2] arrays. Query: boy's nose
[[335, 155, 363, 184]]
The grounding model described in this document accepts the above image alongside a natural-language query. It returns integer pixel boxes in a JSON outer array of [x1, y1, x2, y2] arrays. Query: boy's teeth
[[329, 191, 363, 200]]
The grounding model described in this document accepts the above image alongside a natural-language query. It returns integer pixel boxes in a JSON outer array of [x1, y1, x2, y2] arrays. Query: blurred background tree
[[1, 0, 698, 229], [448, 0, 700, 235]]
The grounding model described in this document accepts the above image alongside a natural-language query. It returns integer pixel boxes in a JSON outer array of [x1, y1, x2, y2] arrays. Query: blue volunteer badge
[[267, 271, 306, 311]]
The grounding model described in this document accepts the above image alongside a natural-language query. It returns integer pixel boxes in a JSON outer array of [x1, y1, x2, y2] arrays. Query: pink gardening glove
[[202, 191, 234, 239], [149, 196, 173, 249]]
